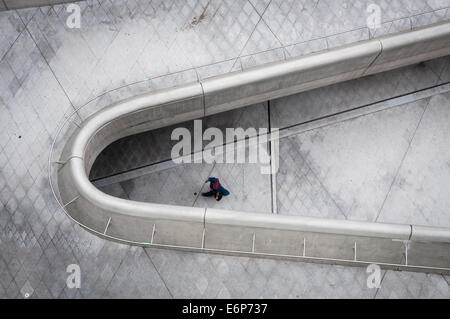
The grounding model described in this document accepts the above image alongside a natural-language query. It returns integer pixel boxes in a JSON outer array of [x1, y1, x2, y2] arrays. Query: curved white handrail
[[55, 22, 450, 252]]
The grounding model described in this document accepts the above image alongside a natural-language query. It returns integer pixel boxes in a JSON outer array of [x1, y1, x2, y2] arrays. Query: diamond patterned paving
[[1, 0, 450, 299]]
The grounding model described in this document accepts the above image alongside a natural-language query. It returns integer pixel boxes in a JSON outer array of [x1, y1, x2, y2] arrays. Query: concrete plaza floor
[[1, 0, 450, 298]]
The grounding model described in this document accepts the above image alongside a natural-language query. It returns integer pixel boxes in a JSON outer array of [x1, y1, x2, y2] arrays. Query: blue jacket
[[208, 177, 230, 196]]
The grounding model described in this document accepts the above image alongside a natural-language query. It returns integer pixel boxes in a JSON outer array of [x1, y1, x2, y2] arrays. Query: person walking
[[201, 177, 230, 201]]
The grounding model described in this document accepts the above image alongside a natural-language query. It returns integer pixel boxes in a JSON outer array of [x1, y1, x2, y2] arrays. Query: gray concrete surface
[[1, 0, 450, 298], [377, 92, 450, 227], [101, 161, 273, 214], [278, 97, 431, 222]]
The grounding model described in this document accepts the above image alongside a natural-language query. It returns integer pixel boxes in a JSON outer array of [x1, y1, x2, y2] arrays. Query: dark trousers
[[202, 183, 216, 197], [201, 191, 216, 197]]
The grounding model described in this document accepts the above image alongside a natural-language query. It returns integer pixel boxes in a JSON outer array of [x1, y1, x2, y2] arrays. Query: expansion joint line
[[267, 100, 278, 214], [19, 12, 79, 118], [202, 228, 206, 249], [52, 161, 67, 165], [104, 217, 112, 235], [66, 155, 84, 163], [142, 248, 174, 299], [375, 97, 431, 222], [362, 39, 384, 76], [202, 208, 207, 236], [63, 196, 80, 208], [150, 224, 156, 244], [198, 80, 206, 117], [53, 155, 83, 167]]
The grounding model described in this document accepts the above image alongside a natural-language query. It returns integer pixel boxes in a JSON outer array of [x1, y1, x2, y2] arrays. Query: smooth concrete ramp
[[53, 22, 450, 274]]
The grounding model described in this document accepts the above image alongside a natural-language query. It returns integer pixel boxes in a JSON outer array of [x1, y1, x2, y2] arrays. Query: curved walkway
[[55, 23, 450, 274]]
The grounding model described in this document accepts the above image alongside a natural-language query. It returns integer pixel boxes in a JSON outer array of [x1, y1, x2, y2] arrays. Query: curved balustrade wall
[[57, 22, 450, 273]]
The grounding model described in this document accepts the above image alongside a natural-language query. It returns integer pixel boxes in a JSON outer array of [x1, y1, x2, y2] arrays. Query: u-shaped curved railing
[[56, 22, 450, 273]]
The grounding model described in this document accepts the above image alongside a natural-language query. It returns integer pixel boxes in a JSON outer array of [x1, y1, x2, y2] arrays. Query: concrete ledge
[[366, 21, 450, 75], [202, 40, 381, 116], [56, 22, 450, 272], [204, 208, 412, 239], [411, 225, 450, 243]]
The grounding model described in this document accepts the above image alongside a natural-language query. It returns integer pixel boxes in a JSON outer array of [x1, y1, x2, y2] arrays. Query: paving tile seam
[[373, 96, 432, 222]]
